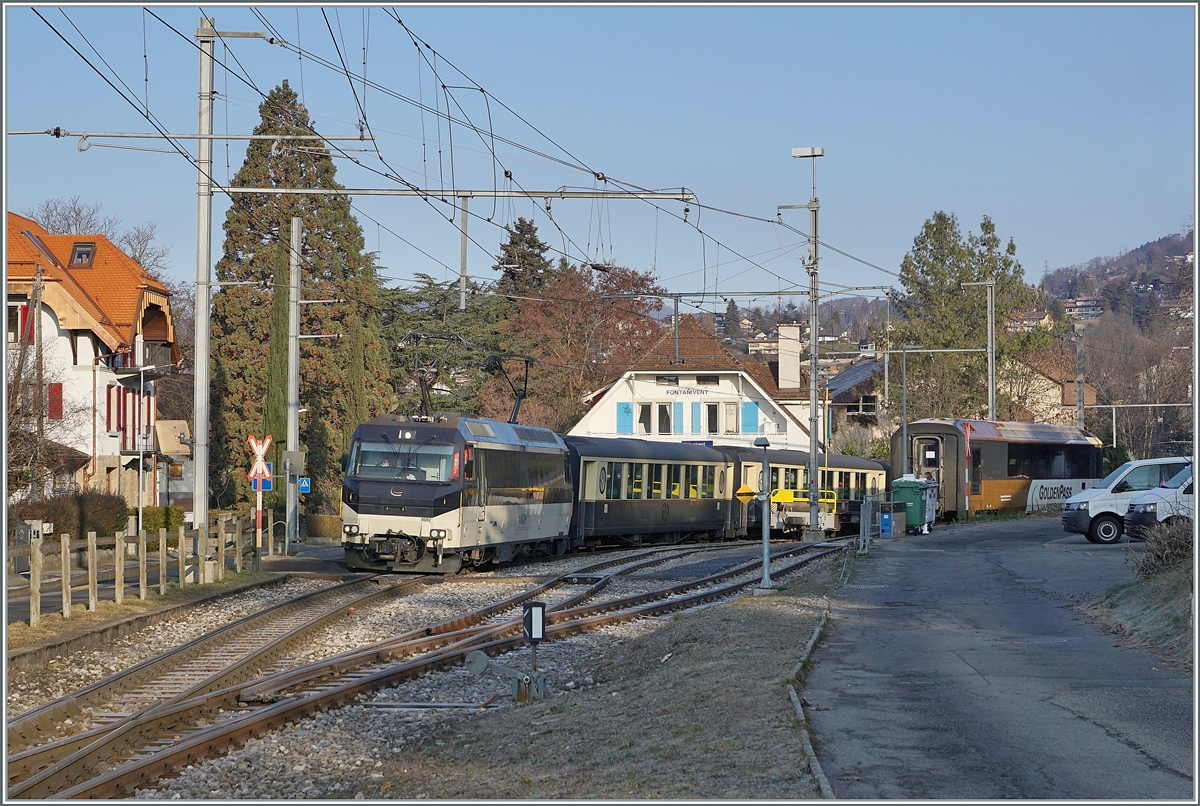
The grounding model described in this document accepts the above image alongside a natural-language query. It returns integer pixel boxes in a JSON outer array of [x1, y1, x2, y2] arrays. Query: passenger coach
[[892, 419, 1103, 519], [562, 436, 732, 544]]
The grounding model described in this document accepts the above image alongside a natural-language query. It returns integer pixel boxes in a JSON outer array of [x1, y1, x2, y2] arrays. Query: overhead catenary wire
[[65, 8, 899, 304], [219, 10, 895, 289]]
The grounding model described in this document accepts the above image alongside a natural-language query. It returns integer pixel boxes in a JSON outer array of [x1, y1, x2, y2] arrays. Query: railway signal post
[[247, 434, 273, 570]]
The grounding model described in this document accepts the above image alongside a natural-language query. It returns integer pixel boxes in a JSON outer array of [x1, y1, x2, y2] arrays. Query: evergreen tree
[[723, 299, 742, 339], [261, 250, 289, 511], [209, 81, 391, 514], [493, 217, 559, 297], [380, 274, 509, 417], [890, 212, 1049, 420]]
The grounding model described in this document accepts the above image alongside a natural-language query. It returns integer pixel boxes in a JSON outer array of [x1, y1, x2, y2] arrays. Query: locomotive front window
[[349, 439, 458, 482]]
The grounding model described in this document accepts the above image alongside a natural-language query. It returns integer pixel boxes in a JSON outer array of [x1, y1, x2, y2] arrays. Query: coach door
[[913, 436, 945, 510]]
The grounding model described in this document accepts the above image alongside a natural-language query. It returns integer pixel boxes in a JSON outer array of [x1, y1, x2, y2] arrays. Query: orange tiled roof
[[627, 315, 744, 370], [7, 212, 171, 350]]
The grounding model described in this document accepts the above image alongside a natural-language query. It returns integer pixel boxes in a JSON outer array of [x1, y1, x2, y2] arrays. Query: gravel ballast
[[131, 552, 842, 799]]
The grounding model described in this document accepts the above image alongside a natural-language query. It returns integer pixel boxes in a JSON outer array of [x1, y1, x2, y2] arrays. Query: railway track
[[7, 541, 844, 799], [5, 574, 432, 788]]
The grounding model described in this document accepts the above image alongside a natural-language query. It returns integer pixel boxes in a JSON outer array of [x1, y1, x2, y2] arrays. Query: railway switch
[[464, 650, 548, 703]]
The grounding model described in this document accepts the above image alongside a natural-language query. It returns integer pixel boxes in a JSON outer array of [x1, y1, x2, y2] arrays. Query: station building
[[569, 316, 823, 451]]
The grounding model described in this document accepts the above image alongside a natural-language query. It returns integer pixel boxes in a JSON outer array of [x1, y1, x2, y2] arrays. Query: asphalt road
[[804, 516, 1194, 800]]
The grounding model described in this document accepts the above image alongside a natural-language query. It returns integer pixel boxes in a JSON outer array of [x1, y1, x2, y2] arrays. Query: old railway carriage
[[891, 419, 1103, 519], [562, 436, 732, 544], [341, 415, 573, 573], [720, 446, 891, 535]]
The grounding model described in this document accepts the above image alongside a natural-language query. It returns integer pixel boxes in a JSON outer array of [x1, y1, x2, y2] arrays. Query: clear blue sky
[[4, 4, 1196, 313]]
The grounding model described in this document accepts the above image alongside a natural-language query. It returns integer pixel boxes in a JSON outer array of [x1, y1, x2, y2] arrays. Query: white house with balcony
[[570, 316, 823, 451], [6, 211, 181, 506]]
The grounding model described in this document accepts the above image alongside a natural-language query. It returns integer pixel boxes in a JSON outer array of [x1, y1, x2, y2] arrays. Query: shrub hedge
[[8, 491, 127, 542]]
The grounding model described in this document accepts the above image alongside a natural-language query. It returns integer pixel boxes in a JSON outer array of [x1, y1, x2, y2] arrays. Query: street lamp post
[[781, 146, 825, 540], [138, 365, 158, 535], [754, 436, 771, 589]]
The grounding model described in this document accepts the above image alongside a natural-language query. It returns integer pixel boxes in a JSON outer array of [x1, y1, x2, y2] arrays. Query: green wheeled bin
[[893, 475, 937, 534]]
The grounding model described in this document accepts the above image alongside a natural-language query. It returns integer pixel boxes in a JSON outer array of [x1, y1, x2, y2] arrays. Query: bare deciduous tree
[[24, 196, 172, 279]]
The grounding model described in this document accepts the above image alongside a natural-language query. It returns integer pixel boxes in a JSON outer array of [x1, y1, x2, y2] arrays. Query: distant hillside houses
[[1063, 296, 1105, 321], [1006, 310, 1054, 333]]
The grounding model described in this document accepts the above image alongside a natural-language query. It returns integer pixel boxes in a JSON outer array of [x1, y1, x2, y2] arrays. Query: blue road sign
[[253, 462, 273, 492], [298, 477, 311, 493]]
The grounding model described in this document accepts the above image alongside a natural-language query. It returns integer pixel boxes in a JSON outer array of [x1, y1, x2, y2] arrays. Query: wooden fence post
[[86, 532, 98, 612], [159, 527, 168, 595], [199, 523, 209, 584], [29, 537, 42, 628], [114, 531, 125, 604], [216, 517, 226, 582], [138, 530, 148, 600], [178, 526, 187, 587], [60, 534, 72, 620], [234, 516, 243, 574]]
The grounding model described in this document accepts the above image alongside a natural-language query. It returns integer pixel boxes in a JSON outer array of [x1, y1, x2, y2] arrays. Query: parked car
[[1062, 456, 1192, 544], [1126, 465, 1194, 538]]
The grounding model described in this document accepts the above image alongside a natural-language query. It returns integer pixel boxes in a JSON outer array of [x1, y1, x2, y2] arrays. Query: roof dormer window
[[70, 243, 96, 267]]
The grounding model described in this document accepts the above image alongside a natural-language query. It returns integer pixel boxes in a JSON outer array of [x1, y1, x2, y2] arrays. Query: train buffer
[[465, 650, 547, 703]]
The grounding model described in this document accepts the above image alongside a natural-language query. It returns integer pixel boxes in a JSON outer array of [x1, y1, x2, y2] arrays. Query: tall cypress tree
[[210, 81, 391, 514]]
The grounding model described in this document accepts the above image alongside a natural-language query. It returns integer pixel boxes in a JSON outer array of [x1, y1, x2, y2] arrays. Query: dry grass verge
[[1086, 519, 1192, 672]]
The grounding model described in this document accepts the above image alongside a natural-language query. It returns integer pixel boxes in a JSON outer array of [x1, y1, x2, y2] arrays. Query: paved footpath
[[805, 516, 1194, 800]]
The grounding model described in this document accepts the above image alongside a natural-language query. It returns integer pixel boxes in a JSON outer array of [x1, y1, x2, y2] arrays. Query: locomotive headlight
[[429, 528, 447, 539], [342, 524, 360, 535]]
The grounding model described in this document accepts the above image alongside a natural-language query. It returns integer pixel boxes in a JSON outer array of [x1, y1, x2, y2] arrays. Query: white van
[[1126, 465, 1194, 538], [1061, 456, 1191, 544]]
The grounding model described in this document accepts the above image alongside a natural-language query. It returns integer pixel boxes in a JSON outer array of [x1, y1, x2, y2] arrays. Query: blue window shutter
[[673, 402, 684, 434], [691, 402, 702, 433], [741, 401, 759, 433], [616, 402, 634, 434]]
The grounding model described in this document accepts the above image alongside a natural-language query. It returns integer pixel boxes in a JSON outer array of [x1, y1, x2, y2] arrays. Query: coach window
[[649, 464, 664, 499], [685, 465, 698, 499], [657, 404, 672, 434], [606, 461, 624, 500], [667, 464, 681, 499], [637, 404, 652, 435], [769, 467, 780, 492], [700, 466, 715, 498], [628, 463, 644, 499], [784, 468, 799, 491]]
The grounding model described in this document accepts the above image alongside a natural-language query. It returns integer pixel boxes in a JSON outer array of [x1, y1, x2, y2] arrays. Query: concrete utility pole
[[192, 17, 266, 536], [1075, 327, 1085, 429], [780, 146, 825, 540], [961, 280, 996, 420], [287, 217, 302, 553], [33, 266, 44, 502]]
